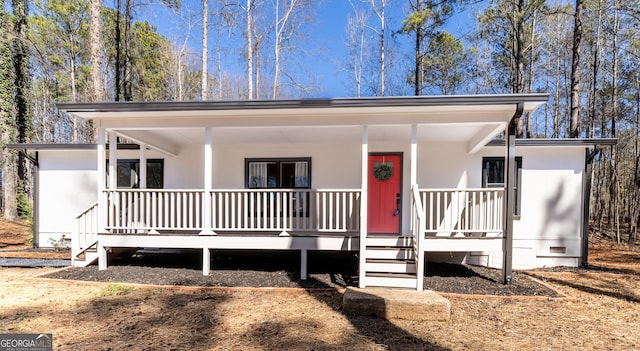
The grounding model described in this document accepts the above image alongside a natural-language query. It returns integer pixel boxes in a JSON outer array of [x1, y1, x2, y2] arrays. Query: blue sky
[[140, 0, 485, 98]]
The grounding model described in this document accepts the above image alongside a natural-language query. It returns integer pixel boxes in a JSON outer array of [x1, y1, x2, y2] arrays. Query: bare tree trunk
[[345, 8, 366, 97], [12, 0, 32, 216], [0, 0, 15, 219], [90, 0, 103, 102], [201, 0, 208, 100], [553, 47, 560, 138], [631, 73, 640, 243], [70, 31, 78, 142], [2, 156, 17, 220], [380, 0, 385, 96], [123, 0, 133, 101], [610, 3, 620, 243], [590, 0, 602, 139], [411, 0, 422, 96], [115, 0, 122, 101], [525, 10, 537, 138], [569, 0, 583, 138], [368, 0, 386, 96], [246, 0, 253, 99], [514, 0, 525, 137], [272, 0, 299, 99]]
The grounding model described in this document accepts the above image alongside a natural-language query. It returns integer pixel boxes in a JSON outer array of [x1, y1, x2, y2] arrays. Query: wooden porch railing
[[418, 188, 504, 237], [72, 202, 99, 262], [210, 189, 361, 233], [102, 189, 361, 234], [105, 189, 205, 232]]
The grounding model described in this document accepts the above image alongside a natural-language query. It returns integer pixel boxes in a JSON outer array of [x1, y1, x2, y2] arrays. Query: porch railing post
[[359, 125, 368, 288], [201, 127, 214, 234]]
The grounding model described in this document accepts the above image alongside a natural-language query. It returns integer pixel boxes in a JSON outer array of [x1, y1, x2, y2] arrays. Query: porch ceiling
[[109, 123, 505, 148], [85, 95, 549, 153]]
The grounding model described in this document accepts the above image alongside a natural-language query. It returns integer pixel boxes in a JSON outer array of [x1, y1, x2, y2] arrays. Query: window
[[482, 157, 522, 216], [245, 158, 311, 189], [107, 159, 164, 189]]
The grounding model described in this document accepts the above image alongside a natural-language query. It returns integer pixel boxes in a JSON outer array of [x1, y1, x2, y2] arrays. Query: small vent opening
[[549, 246, 566, 254]]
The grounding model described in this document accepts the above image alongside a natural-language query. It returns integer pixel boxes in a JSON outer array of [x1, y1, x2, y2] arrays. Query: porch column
[[96, 122, 106, 234], [410, 124, 418, 186], [411, 123, 424, 291], [358, 125, 368, 288], [201, 127, 214, 235], [139, 143, 147, 189], [300, 249, 308, 280], [108, 131, 118, 190], [203, 247, 211, 275], [502, 104, 523, 284], [98, 242, 108, 270]]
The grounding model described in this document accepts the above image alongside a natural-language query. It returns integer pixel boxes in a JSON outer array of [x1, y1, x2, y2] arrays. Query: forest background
[[0, 0, 638, 244]]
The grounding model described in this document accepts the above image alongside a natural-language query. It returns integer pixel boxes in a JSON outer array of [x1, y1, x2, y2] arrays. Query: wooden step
[[363, 272, 418, 289], [365, 259, 417, 274], [365, 247, 415, 260], [366, 235, 414, 247], [367, 272, 417, 279]]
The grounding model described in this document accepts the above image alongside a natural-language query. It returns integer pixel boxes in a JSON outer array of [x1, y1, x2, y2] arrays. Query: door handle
[[393, 193, 400, 216]]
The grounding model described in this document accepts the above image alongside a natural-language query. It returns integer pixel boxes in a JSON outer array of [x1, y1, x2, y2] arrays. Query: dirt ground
[[0, 220, 69, 259], [1, 219, 639, 350]]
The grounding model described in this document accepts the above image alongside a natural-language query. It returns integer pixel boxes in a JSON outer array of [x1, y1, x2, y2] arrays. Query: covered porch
[[62, 95, 548, 290]]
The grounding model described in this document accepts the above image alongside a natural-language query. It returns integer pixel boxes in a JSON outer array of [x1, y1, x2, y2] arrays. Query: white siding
[[212, 142, 362, 189], [37, 150, 98, 247], [36, 139, 588, 268]]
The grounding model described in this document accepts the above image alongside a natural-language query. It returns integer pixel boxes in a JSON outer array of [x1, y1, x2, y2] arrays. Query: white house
[[9, 95, 615, 290]]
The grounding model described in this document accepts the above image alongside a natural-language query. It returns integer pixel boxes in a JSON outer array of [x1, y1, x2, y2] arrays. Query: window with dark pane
[[246, 158, 311, 189], [482, 157, 522, 216], [107, 159, 164, 189]]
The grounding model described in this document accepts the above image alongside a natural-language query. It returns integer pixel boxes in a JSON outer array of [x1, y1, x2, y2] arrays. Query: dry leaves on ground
[[0, 242, 639, 350]]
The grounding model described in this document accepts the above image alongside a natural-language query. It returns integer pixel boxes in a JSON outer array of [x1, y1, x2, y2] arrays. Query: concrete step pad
[[342, 287, 450, 321]]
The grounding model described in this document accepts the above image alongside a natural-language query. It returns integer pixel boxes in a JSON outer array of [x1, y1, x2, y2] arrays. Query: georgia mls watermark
[[0, 334, 52, 351]]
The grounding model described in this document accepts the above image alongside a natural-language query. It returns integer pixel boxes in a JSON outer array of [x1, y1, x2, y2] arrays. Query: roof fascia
[[6, 143, 143, 151], [57, 94, 550, 114], [6, 143, 97, 151], [485, 138, 618, 147]]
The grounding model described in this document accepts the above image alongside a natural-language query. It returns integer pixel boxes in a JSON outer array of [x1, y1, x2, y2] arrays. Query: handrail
[[75, 201, 99, 219], [72, 202, 99, 264], [412, 185, 425, 291]]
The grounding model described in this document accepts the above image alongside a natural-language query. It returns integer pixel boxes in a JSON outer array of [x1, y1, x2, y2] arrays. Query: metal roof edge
[[6, 143, 142, 151], [7, 143, 98, 151], [485, 138, 618, 147], [57, 94, 550, 113]]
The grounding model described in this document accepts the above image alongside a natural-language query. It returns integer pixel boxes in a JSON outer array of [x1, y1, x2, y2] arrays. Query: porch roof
[[57, 95, 549, 155], [58, 94, 548, 123]]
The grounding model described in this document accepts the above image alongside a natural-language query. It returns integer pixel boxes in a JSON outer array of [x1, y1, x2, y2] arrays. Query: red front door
[[368, 153, 402, 234]]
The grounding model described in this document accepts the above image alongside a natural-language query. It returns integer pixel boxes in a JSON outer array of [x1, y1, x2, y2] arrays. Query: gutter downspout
[[33, 152, 39, 248], [581, 147, 600, 267], [502, 102, 524, 285]]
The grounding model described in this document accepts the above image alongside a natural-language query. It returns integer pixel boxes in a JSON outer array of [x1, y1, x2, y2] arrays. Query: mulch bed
[[43, 250, 559, 297]]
